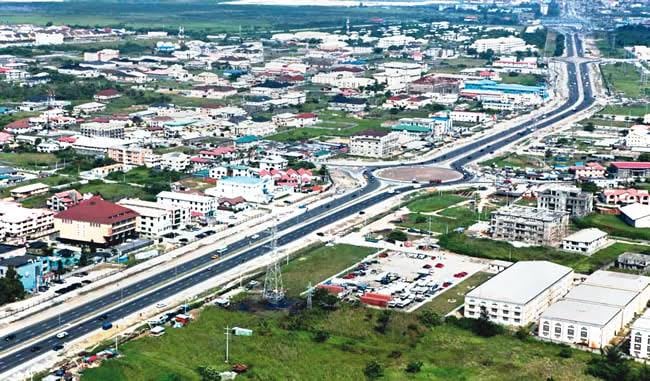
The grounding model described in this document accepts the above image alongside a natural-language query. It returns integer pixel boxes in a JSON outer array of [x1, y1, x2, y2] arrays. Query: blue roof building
[[463, 80, 548, 98]]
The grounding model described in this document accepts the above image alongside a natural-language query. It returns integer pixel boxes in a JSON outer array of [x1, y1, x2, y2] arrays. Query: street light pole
[[224, 326, 230, 363]]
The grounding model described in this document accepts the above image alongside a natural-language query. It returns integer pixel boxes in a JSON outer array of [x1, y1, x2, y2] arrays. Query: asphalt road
[[0, 33, 594, 374]]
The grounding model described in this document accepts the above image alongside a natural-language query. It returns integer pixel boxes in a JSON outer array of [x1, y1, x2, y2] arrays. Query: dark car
[[53, 343, 64, 351], [4, 334, 16, 341], [98, 313, 108, 321], [30, 346, 41, 352]]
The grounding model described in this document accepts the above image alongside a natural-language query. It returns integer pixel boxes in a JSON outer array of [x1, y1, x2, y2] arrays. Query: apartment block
[[490, 205, 569, 246]]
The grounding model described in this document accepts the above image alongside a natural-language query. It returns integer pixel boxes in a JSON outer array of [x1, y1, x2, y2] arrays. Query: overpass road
[[0, 32, 595, 375]]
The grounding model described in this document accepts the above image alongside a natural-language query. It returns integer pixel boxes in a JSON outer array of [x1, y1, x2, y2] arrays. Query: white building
[[34, 32, 64, 46], [311, 71, 375, 89], [0, 201, 56, 244], [464, 261, 574, 327], [233, 120, 276, 137], [470, 36, 529, 54], [540, 271, 650, 349], [83, 49, 120, 62], [620, 203, 650, 228], [258, 156, 288, 171], [374, 62, 424, 91], [160, 152, 190, 172], [561, 228, 608, 255], [118, 198, 190, 238], [349, 130, 400, 158], [156, 191, 216, 219], [205, 176, 273, 204], [630, 310, 650, 359], [625, 125, 650, 151]]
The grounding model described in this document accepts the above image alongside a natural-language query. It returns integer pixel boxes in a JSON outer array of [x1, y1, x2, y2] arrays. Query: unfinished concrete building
[[537, 185, 593, 217], [490, 205, 569, 246]]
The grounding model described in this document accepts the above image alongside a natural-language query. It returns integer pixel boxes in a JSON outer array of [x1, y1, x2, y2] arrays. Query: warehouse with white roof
[[539, 271, 650, 349], [464, 261, 574, 327]]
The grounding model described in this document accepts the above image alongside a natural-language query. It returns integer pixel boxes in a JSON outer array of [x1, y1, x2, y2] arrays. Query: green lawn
[[601, 63, 648, 99], [267, 112, 389, 142], [438, 234, 638, 274], [280, 244, 377, 298], [421, 271, 493, 315], [499, 73, 545, 87], [480, 153, 545, 169], [601, 104, 650, 117], [400, 205, 491, 234], [574, 214, 650, 241], [106, 167, 184, 186], [405, 192, 468, 213], [0, 152, 58, 169], [77, 180, 153, 201], [430, 58, 488, 74]]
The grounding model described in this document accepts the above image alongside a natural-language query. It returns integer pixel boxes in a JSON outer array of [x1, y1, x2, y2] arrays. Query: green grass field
[[405, 193, 468, 213], [400, 205, 491, 234], [0, 152, 58, 169], [280, 244, 377, 297], [438, 234, 646, 274], [499, 73, 544, 87], [420, 271, 493, 315], [574, 214, 650, 241], [601, 104, 650, 117], [480, 153, 545, 168], [601, 63, 647, 99], [77, 180, 153, 201]]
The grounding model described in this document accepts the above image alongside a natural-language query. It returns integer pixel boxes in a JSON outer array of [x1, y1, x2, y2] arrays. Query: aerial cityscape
[[0, 0, 647, 380]]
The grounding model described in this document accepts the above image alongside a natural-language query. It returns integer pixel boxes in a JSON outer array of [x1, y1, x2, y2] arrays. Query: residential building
[[54, 196, 139, 247], [160, 152, 190, 172], [80, 121, 125, 139], [107, 146, 155, 166], [625, 125, 650, 151], [0, 255, 49, 292], [561, 228, 608, 255], [571, 162, 606, 179], [94, 88, 121, 102], [157, 191, 216, 219], [205, 176, 274, 204], [464, 261, 574, 326], [0, 201, 56, 244], [620, 203, 650, 228], [328, 95, 367, 113], [490, 205, 569, 246], [349, 130, 400, 158], [536, 185, 594, 217], [118, 198, 190, 238], [233, 120, 276, 137], [73, 102, 106, 115], [47, 190, 85, 211], [258, 156, 288, 171], [600, 188, 650, 206], [83, 49, 120, 62]]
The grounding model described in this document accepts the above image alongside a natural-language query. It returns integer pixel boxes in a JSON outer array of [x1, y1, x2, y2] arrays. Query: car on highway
[[30, 346, 41, 352], [53, 343, 64, 351], [97, 313, 109, 321], [251, 234, 260, 240], [211, 254, 220, 260], [156, 302, 167, 309], [55, 331, 68, 339], [101, 322, 113, 330], [4, 334, 16, 341]]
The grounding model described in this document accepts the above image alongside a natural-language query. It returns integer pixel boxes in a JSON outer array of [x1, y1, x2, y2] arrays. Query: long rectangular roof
[[466, 261, 573, 305], [541, 299, 621, 327], [564, 284, 638, 308], [583, 270, 650, 293]]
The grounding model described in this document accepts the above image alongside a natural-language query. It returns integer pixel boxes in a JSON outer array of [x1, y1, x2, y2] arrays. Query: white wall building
[[630, 310, 650, 359], [156, 191, 216, 219], [349, 130, 400, 158], [0, 201, 56, 243], [625, 125, 650, 151], [470, 36, 529, 54], [118, 198, 190, 238], [160, 152, 190, 172], [464, 261, 574, 327], [205, 176, 273, 204], [561, 228, 608, 255]]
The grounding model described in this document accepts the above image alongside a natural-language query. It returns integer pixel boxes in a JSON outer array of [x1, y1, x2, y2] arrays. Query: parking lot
[[319, 249, 487, 312]]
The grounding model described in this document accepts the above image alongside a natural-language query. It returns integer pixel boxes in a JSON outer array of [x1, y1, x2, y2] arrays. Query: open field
[[0, 152, 58, 169], [280, 244, 378, 297], [601, 63, 647, 99], [429, 57, 488, 74], [480, 153, 545, 168], [400, 204, 491, 234], [404, 192, 467, 213], [438, 234, 644, 274], [600, 103, 650, 117], [79, 240, 603, 381], [267, 113, 388, 142], [499, 73, 544, 87], [574, 214, 650, 241], [420, 271, 493, 315], [77, 180, 153, 201]]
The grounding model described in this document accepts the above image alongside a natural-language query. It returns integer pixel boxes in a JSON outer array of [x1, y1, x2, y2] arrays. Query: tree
[[639, 152, 650, 162], [474, 309, 502, 337], [586, 346, 630, 381], [375, 310, 392, 334], [583, 122, 595, 132], [579, 181, 600, 193], [197, 365, 221, 381], [515, 325, 530, 341], [558, 347, 573, 358], [405, 360, 423, 373], [78, 252, 89, 267], [387, 230, 407, 242], [312, 330, 330, 343], [364, 360, 383, 380], [0, 266, 24, 305], [418, 310, 442, 327], [55, 260, 65, 280]]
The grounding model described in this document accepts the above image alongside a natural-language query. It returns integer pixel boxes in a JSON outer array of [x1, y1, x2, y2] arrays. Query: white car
[[155, 302, 167, 309], [56, 331, 68, 339]]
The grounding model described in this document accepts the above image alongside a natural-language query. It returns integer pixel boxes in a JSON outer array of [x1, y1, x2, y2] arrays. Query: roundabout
[[375, 165, 464, 184]]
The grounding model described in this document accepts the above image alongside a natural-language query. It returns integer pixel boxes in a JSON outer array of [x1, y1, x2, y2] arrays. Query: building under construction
[[490, 205, 569, 246]]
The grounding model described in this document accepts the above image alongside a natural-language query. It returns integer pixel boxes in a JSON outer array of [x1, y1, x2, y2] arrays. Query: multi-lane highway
[[0, 32, 595, 374]]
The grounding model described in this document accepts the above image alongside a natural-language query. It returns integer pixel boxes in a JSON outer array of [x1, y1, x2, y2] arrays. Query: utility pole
[[306, 282, 313, 310], [224, 326, 230, 363]]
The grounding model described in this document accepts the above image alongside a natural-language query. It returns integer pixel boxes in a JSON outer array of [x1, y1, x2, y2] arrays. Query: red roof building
[[54, 196, 139, 247], [610, 162, 650, 179], [94, 88, 121, 101]]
